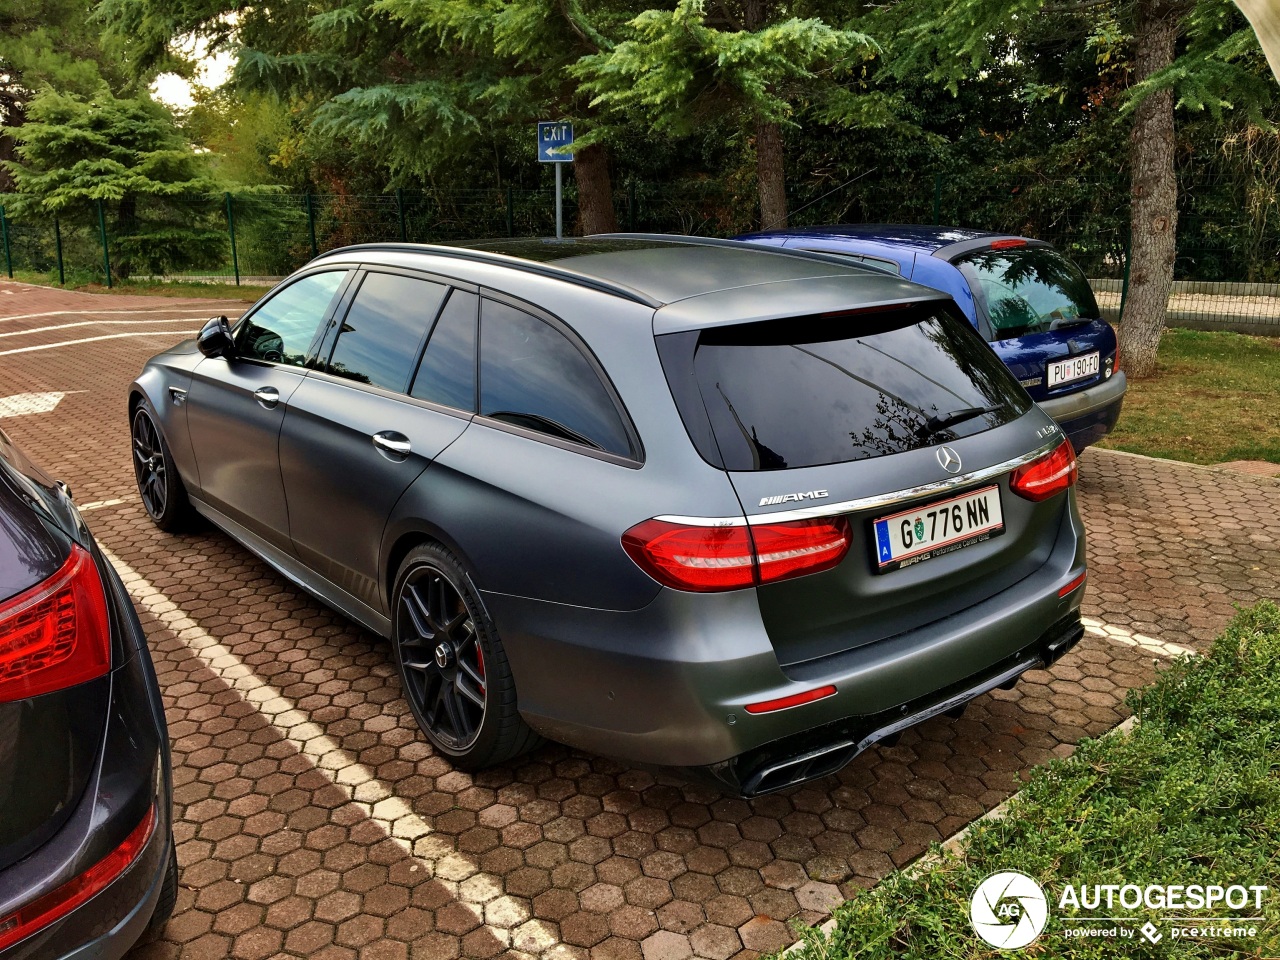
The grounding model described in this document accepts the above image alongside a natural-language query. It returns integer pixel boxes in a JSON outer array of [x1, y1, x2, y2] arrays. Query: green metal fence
[[2, 174, 1277, 333]]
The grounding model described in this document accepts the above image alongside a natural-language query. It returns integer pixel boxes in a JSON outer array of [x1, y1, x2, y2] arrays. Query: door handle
[[253, 386, 280, 409], [372, 431, 412, 459]]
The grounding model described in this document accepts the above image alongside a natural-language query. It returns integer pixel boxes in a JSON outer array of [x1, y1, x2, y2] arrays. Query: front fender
[[129, 350, 200, 497]]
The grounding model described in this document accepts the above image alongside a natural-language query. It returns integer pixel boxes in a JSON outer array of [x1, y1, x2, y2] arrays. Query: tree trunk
[[740, 0, 787, 229], [573, 141, 617, 235], [0, 94, 25, 194], [1120, 0, 1183, 379], [755, 118, 788, 230]]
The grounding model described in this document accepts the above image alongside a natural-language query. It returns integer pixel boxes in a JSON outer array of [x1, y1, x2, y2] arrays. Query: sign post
[[537, 122, 574, 239]]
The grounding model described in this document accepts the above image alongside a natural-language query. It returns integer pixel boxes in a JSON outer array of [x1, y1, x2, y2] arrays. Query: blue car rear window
[[954, 247, 1100, 339]]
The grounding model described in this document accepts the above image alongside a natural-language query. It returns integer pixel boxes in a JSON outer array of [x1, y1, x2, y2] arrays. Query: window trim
[[319, 267, 454, 393], [475, 288, 645, 467], [231, 267, 355, 369], [407, 287, 480, 414]]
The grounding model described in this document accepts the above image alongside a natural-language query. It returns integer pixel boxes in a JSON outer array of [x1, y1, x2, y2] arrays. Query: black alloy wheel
[[132, 409, 168, 519], [397, 565, 487, 749], [131, 403, 193, 532], [391, 544, 539, 768]]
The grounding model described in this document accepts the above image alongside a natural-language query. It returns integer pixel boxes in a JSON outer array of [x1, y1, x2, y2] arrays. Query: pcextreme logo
[[970, 871, 1049, 949]]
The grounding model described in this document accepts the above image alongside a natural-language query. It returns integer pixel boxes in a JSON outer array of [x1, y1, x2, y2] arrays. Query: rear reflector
[[990, 238, 1028, 249], [1010, 439, 1078, 502], [621, 517, 851, 592], [745, 685, 837, 714], [1059, 570, 1087, 598], [0, 543, 111, 703], [0, 804, 156, 952]]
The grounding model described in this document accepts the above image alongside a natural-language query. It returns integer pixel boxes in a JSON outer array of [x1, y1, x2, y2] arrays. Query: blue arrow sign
[[537, 122, 575, 163]]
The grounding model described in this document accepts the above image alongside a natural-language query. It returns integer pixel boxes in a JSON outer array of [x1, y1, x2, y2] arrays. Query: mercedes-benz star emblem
[[937, 445, 962, 474], [434, 643, 451, 669]]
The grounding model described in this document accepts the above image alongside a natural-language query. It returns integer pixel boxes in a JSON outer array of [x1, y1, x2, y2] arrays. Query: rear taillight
[[1010, 440, 1078, 502], [0, 804, 156, 951], [990, 238, 1028, 250], [0, 543, 110, 703], [622, 517, 852, 592], [1112, 342, 1121, 374]]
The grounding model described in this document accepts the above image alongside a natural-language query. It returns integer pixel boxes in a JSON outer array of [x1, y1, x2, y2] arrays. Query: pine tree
[[573, 0, 876, 228], [5, 89, 224, 277]]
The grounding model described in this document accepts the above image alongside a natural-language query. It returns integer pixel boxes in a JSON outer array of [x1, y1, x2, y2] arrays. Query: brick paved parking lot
[[2, 279, 1278, 960]]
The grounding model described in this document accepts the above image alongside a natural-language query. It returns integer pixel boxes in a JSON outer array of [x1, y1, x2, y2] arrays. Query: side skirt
[[189, 497, 392, 639]]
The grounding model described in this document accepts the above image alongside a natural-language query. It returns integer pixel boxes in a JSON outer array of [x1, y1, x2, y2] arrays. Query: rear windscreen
[[953, 246, 1100, 339], [664, 305, 1030, 472]]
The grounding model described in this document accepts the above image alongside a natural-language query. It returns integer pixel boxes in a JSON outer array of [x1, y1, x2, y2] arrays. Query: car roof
[[312, 236, 955, 333], [313, 235, 946, 307], [739, 224, 1028, 256]]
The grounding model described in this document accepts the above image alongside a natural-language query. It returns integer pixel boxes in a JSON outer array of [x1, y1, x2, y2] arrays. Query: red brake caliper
[[476, 646, 485, 695]]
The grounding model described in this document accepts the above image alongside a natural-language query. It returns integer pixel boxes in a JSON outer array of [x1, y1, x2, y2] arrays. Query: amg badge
[[759, 490, 829, 507]]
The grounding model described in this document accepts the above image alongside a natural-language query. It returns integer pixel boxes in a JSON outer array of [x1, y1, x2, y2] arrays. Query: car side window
[[410, 290, 478, 411], [237, 271, 346, 366], [328, 272, 448, 391], [479, 299, 632, 458]]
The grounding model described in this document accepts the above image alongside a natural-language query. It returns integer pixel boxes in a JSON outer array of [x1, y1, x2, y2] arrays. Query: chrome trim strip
[[655, 439, 1062, 527]]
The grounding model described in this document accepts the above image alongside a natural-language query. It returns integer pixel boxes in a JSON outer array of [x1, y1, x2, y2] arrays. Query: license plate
[[872, 486, 1004, 572], [1048, 351, 1100, 388]]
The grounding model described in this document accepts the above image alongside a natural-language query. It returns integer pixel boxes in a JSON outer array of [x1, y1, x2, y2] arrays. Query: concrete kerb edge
[[1090, 446, 1280, 486]]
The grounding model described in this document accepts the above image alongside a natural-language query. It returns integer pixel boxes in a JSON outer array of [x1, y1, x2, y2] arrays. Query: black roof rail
[[590, 232, 901, 274], [311, 242, 662, 308]]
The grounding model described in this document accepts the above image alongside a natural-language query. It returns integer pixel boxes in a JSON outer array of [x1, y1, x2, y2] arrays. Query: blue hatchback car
[[737, 225, 1127, 451]]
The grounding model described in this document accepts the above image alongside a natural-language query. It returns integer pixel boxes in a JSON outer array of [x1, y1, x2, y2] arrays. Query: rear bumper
[[1037, 371, 1127, 449], [489, 490, 1086, 790], [0, 552, 173, 960]]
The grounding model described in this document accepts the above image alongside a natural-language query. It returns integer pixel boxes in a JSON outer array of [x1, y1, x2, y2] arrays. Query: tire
[[391, 543, 540, 770], [131, 401, 195, 533], [139, 837, 178, 944]]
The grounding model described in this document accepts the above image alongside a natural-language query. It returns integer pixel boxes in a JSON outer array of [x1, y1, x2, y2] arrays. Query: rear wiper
[[919, 404, 999, 438], [1049, 316, 1092, 331]]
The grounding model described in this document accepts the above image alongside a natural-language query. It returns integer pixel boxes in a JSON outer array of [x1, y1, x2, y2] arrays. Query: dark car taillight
[[1010, 440, 1078, 502], [0, 543, 110, 704], [0, 804, 156, 952], [622, 517, 851, 592]]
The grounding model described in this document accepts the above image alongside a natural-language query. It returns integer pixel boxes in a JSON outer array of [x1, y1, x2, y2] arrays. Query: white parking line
[[79, 497, 132, 512], [101, 548, 559, 957], [0, 306, 243, 323], [0, 331, 200, 356], [1082, 616, 1197, 659], [0, 319, 229, 339]]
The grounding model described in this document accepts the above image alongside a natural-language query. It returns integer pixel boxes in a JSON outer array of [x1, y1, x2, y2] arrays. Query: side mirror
[[197, 316, 235, 359]]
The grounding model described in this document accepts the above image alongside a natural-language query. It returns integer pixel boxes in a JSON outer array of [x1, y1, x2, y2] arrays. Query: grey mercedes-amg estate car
[[130, 236, 1086, 796]]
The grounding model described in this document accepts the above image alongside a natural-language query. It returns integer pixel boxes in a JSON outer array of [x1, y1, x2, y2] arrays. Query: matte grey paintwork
[[131, 238, 1086, 782]]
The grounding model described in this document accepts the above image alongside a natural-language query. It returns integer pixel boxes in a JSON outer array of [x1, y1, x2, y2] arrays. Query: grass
[[783, 602, 1280, 959], [9, 270, 269, 302], [1097, 328, 1280, 465]]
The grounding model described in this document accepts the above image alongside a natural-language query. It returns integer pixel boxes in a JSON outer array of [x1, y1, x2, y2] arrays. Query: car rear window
[[662, 304, 1030, 472], [953, 245, 1100, 339]]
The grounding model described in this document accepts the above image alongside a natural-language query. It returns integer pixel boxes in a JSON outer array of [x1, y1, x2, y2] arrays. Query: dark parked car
[[737, 226, 1127, 451], [0, 430, 175, 958], [130, 236, 1086, 796]]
